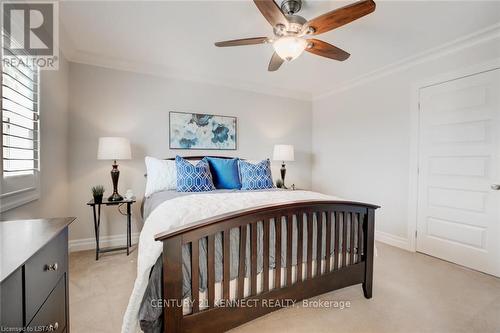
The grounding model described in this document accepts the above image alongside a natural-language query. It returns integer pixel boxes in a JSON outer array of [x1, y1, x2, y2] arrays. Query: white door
[[417, 69, 500, 277]]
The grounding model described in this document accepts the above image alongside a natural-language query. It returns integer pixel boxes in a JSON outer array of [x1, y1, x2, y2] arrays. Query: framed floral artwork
[[169, 111, 237, 150]]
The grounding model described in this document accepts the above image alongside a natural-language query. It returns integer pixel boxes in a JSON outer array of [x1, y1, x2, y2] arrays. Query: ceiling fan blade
[[306, 39, 350, 61], [268, 52, 284, 71], [254, 0, 289, 28], [306, 0, 375, 35], [214, 37, 269, 47]]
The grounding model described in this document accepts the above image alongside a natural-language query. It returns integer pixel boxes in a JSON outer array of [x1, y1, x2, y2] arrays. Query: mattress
[[142, 189, 280, 220]]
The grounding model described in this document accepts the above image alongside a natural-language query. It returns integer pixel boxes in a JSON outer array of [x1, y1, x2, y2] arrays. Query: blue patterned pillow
[[238, 159, 274, 190], [175, 156, 215, 192]]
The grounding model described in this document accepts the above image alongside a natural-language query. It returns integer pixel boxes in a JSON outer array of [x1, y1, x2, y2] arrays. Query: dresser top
[[0, 217, 75, 282]]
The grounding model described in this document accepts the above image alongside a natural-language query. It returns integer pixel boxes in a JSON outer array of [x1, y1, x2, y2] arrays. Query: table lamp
[[97, 137, 131, 201], [273, 144, 294, 189]]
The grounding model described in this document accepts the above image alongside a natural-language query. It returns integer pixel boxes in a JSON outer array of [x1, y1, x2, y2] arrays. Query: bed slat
[[223, 229, 230, 300], [358, 215, 362, 263], [238, 225, 246, 299], [317, 212, 323, 276], [275, 216, 281, 289], [307, 213, 313, 279], [263, 219, 270, 292], [286, 214, 293, 286], [342, 213, 348, 268], [207, 235, 215, 308], [251, 222, 258, 295], [191, 240, 200, 313], [334, 212, 340, 271], [349, 214, 355, 265], [297, 214, 303, 282], [325, 211, 332, 273], [358, 213, 364, 263]]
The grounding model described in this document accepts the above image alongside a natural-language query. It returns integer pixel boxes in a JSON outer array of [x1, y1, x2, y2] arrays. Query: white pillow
[[144, 156, 177, 197]]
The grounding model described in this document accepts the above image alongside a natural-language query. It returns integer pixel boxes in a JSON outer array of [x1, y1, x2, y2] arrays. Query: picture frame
[[169, 111, 237, 150]]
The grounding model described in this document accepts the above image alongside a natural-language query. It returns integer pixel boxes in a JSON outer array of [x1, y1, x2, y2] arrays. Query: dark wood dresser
[[0, 217, 75, 332]]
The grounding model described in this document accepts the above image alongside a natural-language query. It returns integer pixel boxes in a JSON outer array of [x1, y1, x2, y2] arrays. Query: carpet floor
[[68, 242, 500, 333]]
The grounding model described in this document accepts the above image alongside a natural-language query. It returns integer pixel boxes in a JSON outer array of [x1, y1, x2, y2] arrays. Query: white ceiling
[[59, 1, 500, 100]]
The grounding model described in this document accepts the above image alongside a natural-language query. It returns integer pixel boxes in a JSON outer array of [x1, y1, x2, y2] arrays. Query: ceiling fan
[[214, 0, 376, 71]]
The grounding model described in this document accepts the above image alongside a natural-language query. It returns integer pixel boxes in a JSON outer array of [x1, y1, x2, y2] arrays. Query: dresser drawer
[[25, 230, 68, 323], [0, 268, 23, 328], [27, 275, 66, 333]]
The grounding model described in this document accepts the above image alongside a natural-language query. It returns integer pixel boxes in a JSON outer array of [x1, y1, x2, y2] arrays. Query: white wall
[[67, 62, 312, 244], [312, 34, 500, 248], [1, 55, 70, 220], [8, 30, 498, 253]]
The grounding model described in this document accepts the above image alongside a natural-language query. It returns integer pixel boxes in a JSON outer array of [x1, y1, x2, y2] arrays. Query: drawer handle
[[45, 262, 58, 271], [48, 322, 59, 331]]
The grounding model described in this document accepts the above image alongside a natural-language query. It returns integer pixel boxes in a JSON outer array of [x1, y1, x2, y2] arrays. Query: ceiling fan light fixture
[[273, 36, 308, 61], [214, 0, 376, 71]]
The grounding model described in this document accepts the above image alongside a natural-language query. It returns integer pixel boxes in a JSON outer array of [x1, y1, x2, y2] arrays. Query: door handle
[[491, 184, 500, 190]]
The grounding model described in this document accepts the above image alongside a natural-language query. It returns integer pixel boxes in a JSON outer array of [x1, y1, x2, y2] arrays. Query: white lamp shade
[[273, 37, 307, 61], [273, 144, 295, 162], [97, 137, 132, 160]]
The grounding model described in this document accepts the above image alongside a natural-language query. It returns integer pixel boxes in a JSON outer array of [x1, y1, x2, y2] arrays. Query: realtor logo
[[2, 1, 59, 69]]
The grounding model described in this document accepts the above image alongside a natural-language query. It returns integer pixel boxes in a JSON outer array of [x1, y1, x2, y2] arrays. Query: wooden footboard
[[155, 200, 379, 333]]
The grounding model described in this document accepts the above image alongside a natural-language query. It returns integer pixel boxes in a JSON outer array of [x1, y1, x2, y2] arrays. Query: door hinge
[[415, 230, 418, 238]]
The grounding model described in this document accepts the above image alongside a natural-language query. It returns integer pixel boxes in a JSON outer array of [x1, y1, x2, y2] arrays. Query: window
[[1, 39, 40, 212]]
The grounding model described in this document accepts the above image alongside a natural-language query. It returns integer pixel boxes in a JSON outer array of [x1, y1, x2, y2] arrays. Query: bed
[[122, 156, 379, 333]]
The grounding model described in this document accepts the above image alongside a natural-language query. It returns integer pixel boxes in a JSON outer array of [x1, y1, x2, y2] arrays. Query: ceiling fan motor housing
[[274, 14, 306, 36], [280, 0, 302, 15]]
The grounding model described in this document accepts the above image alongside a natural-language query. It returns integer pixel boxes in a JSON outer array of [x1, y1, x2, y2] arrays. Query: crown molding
[[62, 48, 313, 102], [313, 22, 500, 100], [61, 22, 500, 103]]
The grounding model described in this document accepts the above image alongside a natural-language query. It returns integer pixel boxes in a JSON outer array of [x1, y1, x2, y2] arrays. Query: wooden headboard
[[145, 156, 239, 177], [164, 156, 237, 160]]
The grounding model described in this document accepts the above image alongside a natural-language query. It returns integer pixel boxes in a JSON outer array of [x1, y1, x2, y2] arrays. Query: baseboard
[[69, 232, 140, 252], [375, 230, 412, 252]]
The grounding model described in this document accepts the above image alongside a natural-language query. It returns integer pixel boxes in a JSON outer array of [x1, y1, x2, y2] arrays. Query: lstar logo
[[2, 1, 59, 69]]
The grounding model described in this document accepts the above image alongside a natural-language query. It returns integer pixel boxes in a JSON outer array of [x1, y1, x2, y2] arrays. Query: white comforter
[[121, 190, 340, 333]]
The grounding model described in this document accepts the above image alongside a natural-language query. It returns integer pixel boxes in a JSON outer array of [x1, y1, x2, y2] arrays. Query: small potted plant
[[92, 185, 105, 204]]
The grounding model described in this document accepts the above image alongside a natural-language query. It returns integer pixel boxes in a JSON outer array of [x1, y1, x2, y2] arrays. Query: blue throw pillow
[[206, 157, 241, 190], [175, 156, 215, 192], [238, 159, 274, 190]]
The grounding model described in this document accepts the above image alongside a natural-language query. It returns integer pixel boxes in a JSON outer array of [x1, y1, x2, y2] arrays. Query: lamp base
[[108, 192, 123, 201], [109, 161, 123, 201], [280, 162, 288, 189]]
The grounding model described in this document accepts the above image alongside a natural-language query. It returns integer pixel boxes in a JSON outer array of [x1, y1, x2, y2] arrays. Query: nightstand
[[87, 197, 136, 260]]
